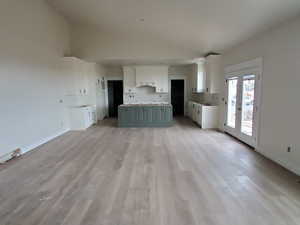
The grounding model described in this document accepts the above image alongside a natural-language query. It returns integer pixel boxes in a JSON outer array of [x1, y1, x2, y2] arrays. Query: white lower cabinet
[[188, 101, 219, 129], [188, 101, 194, 118], [196, 105, 219, 129], [194, 104, 202, 126], [192, 102, 198, 122], [69, 106, 97, 130]]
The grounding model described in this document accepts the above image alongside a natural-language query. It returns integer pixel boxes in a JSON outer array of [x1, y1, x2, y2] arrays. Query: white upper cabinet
[[80, 61, 89, 95], [123, 66, 137, 93], [205, 55, 222, 94], [191, 61, 206, 93], [190, 56, 222, 94], [155, 67, 169, 93], [62, 57, 90, 96]]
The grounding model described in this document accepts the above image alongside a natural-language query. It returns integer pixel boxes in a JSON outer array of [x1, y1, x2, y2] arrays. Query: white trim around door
[[224, 58, 263, 148]]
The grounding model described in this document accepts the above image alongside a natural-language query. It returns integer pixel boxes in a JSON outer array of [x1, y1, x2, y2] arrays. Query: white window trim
[[224, 57, 263, 148], [225, 57, 263, 75]]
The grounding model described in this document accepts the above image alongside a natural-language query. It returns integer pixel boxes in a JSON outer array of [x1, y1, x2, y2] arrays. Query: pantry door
[[224, 71, 261, 147]]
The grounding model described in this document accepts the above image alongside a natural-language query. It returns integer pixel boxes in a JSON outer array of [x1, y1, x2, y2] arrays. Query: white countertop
[[120, 103, 171, 107], [69, 105, 96, 109]]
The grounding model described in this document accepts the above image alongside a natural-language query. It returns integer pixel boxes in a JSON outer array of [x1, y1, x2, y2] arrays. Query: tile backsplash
[[191, 92, 219, 105], [204, 93, 219, 105], [191, 93, 204, 103], [124, 86, 169, 104]]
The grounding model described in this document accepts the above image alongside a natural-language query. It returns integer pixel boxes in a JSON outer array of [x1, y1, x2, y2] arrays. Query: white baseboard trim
[[255, 148, 300, 176], [0, 152, 15, 163], [0, 129, 70, 163], [22, 129, 70, 154]]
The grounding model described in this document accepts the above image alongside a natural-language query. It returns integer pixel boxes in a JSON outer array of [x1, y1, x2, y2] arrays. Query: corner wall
[[70, 25, 198, 62], [0, 0, 71, 160], [221, 16, 300, 175]]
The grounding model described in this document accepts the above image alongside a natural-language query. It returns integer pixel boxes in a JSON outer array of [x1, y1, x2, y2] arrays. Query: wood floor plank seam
[[0, 118, 299, 225]]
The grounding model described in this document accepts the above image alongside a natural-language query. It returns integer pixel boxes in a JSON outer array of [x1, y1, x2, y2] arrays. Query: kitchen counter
[[69, 105, 96, 108], [118, 104, 173, 127], [188, 101, 219, 129], [69, 105, 97, 130], [119, 103, 171, 107]]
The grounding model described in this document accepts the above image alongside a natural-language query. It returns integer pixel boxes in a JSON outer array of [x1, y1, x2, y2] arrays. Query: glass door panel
[[241, 76, 255, 136], [225, 73, 259, 148], [227, 78, 238, 128]]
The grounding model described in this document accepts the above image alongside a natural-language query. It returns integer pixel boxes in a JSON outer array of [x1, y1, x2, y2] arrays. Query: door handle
[[237, 107, 242, 111]]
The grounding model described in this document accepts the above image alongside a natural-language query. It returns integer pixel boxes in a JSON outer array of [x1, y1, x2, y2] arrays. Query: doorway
[[225, 72, 261, 147], [108, 80, 123, 117], [171, 80, 185, 116]]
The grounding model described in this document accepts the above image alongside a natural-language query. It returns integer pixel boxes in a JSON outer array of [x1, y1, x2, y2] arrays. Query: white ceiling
[[48, 0, 300, 65]]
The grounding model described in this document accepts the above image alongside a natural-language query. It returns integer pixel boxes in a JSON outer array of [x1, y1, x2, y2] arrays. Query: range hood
[[135, 66, 168, 88], [136, 82, 156, 88], [123, 65, 169, 93]]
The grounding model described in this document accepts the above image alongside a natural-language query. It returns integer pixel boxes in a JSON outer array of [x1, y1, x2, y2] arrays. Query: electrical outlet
[[11, 149, 21, 159]]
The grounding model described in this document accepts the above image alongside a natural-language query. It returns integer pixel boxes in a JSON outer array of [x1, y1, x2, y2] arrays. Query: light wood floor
[[1, 118, 300, 225]]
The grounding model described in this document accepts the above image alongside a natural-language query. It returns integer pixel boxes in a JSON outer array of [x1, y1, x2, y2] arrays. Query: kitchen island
[[118, 104, 173, 127]]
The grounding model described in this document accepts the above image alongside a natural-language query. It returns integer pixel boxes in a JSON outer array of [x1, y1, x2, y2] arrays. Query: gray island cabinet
[[118, 104, 173, 127]]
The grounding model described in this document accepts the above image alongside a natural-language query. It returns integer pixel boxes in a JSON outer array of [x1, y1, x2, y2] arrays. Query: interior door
[[108, 80, 123, 117], [225, 72, 260, 147], [171, 80, 184, 116]]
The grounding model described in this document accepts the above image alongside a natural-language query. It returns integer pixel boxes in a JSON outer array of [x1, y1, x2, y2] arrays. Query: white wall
[[105, 66, 124, 80], [0, 0, 70, 160], [71, 25, 198, 62], [221, 16, 300, 175]]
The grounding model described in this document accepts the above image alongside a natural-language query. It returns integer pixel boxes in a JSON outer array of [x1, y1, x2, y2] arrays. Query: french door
[[225, 71, 261, 147]]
